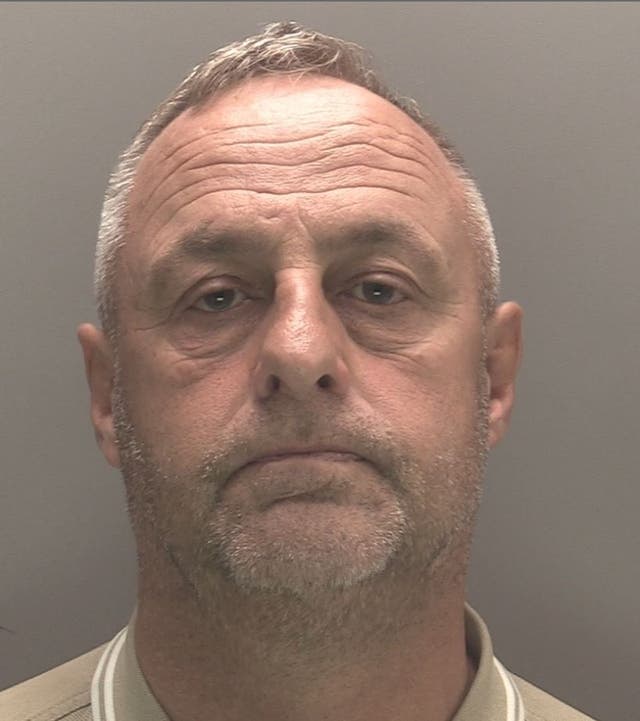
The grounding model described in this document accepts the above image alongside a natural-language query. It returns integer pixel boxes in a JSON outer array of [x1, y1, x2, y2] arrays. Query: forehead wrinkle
[[145, 123, 323, 203], [139, 126, 342, 218], [154, 115, 347, 178], [326, 137, 443, 187], [182, 156, 430, 188], [331, 133, 425, 162], [339, 116, 438, 163], [172, 116, 436, 168], [135, 126, 316, 222], [182, 140, 434, 180], [138, 97, 437, 194], [137, 121, 447, 234], [141, 150, 436, 235], [142, 111, 439, 212], [132, 121, 279, 218], [146, 180, 424, 240], [156, 117, 324, 167]]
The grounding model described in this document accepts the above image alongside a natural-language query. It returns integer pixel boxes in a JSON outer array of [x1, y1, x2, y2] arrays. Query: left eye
[[192, 288, 248, 313], [349, 279, 406, 305]]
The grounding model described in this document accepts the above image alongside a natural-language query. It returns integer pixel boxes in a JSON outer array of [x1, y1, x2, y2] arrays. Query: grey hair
[[95, 21, 500, 348]]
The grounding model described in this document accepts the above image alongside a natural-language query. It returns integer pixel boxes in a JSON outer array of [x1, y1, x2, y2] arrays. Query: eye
[[348, 278, 408, 305], [192, 287, 248, 313]]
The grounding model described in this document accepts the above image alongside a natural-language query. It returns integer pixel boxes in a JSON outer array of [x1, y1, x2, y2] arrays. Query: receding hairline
[[146, 72, 445, 153]]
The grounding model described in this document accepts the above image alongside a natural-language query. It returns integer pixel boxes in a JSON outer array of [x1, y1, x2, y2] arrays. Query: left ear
[[485, 301, 524, 448]]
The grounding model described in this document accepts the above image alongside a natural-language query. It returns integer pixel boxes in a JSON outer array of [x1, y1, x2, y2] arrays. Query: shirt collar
[[91, 602, 525, 721]]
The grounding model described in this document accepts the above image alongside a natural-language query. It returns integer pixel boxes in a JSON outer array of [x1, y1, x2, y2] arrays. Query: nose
[[253, 272, 350, 401]]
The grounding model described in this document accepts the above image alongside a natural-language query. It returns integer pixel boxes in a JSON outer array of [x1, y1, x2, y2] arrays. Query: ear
[[77, 323, 121, 468], [485, 302, 524, 449]]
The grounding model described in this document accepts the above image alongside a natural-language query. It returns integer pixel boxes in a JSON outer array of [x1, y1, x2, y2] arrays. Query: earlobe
[[485, 302, 524, 449], [77, 323, 121, 468]]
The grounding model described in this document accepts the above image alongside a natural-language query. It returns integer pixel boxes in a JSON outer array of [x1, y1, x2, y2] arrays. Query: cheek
[[116, 338, 244, 456], [360, 338, 481, 443]]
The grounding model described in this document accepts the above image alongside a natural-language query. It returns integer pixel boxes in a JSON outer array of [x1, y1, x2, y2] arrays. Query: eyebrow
[[143, 219, 448, 303]]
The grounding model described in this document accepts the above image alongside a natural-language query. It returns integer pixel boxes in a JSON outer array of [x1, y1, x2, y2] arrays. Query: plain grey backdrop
[[1, 3, 638, 720]]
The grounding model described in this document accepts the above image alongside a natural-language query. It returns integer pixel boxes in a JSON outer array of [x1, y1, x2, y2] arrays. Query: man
[[1, 21, 597, 721]]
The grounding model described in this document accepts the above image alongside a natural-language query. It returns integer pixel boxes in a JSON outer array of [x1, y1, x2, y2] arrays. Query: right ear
[[77, 323, 121, 468]]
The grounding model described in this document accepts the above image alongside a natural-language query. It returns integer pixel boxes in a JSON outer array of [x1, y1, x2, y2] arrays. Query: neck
[[133, 545, 477, 721]]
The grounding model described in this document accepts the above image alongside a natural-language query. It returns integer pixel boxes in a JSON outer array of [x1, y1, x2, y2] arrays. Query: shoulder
[[511, 673, 600, 721], [0, 643, 108, 721]]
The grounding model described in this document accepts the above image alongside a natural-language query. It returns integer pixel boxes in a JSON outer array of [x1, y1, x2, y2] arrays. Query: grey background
[[1, 3, 638, 720]]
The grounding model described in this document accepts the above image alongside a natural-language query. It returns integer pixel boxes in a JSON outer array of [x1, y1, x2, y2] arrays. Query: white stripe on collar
[[494, 657, 526, 721], [91, 627, 128, 721]]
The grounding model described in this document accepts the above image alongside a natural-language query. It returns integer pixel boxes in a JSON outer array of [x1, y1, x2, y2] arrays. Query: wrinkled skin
[[78, 75, 523, 721]]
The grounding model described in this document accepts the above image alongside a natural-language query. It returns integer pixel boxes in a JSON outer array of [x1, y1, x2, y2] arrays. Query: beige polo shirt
[[1, 602, 598, 721]]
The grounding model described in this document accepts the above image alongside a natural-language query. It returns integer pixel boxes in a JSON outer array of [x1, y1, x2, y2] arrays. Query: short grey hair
[[95, 21, 500, 347]]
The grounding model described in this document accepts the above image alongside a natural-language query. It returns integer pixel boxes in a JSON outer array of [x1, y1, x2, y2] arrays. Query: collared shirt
[[2, 602, 598, 721]]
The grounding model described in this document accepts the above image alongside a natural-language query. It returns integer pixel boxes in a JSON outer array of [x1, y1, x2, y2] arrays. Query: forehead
[[124, 74, 469, 284], [137, 75, 461, 182]]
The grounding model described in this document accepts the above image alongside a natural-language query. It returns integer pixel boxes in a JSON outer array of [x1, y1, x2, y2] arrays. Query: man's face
[[107, 75, 493, 607]]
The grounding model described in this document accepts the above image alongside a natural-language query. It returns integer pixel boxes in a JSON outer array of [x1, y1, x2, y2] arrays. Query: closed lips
[[252, 451, 361, 462]]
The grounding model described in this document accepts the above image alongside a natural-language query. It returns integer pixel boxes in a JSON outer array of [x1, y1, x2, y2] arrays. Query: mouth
[[237, 452, 366, 508], [249, 451, 361, 465], [272, 492, 336, 504]]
